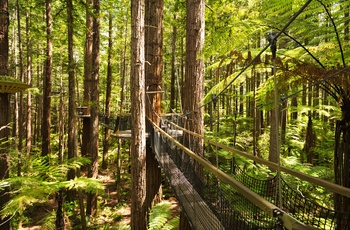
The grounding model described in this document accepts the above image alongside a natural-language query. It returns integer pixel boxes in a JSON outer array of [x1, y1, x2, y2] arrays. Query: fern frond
[[149, 201, 178, 230], [61, 177, 105, 193]]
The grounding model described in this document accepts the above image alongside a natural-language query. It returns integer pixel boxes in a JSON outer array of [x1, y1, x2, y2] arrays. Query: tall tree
[[86, 0, 100, 217], [0, 1, 10, 228], [41, 0, 52, 157], [145, 0, 163, 209], [182, 0, 205, 169], [16, 0, 25, 176], [102, 11, 113, 170], [66, 0, 77, 184], [130, 0, 147, 227], [180, 0, 205, 227], [81, 0, 93, 169], [25, 3, 32, 161]]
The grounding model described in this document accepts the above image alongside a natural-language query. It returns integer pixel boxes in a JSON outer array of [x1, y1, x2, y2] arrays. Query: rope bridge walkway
[[98, 113, 350, 229], [148, 118, 350, 230]]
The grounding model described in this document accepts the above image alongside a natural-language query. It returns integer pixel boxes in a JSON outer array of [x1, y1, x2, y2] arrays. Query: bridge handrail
[[166, 120, 350, 199], [150, 119, 315, 230]]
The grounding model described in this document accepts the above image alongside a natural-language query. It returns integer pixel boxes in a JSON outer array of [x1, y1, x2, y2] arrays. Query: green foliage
[[0, 156, 104, 219], [148, 201, 179, 230]]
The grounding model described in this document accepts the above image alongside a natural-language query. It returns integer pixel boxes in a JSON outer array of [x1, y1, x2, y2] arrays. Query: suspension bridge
[[96, 113, 350, 230], [91, 1, 350, 228]]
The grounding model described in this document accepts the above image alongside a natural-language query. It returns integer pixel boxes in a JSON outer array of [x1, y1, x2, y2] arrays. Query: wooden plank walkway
[[153, 130, 224, 230]]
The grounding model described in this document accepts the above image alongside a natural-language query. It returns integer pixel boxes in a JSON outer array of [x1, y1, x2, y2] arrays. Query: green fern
[[148, 201, 179, 230], [0, 156, 104, 219]]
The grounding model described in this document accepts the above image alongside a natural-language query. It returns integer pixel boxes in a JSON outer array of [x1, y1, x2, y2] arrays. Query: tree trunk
[[269, 108, 278, 164], [66, 0, 78, 203], [16, 0, 25, 177], [0, 1, 10, 228], [130, 0, 147, 227], [334, 103, 350, 228], [181, 0, 205, 227], [102, 12, 113, 170], [86, 0, 100, 217], [304, 116, 316, 164], [25, 7, 32, 162], [170, 15, 176, 112], [145, 0, 163, 212], [41, 0, 53, 157], [0, 94, 10, 230], [291, 96, 298, 120], [81, 0, 93, 170]]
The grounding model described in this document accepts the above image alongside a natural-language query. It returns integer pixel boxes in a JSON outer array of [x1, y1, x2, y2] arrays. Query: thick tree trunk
[[0, 1, 10, 228], [130, 0, 147, 227], [86, 0, 100, 217], [81, 0, 93, 169], [0, 94, 10, 230], [42, 0, 53, 157], [66, 0, 77, 203], [334, 104, 350, 229], [180, 0, 205, 227], [145, 0, 163, 211]]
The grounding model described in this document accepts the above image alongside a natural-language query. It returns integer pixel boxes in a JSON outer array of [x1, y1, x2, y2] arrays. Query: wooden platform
[[111, 130, 150, 139]]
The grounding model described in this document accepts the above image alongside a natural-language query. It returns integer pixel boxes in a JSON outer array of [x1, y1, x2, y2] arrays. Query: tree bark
[[145, 0, 163, 212], [334, 101, 350, 228], [0, 94, 10, 230], [86, 0, 100, 217], [25, 7, 32, 162], [41, 0, 52, 157], [16, 0, 25, 176], [0, 1, 10, 228], [81, 0, 93, 169], [66, 0, 78, 203], [304, 116, 316, 164], [130, 0, 147, 227], [170, 15, 177, 112], [180, 0, 205, 227], [102, 12, 113, 170], [182, 0, 205, 165]]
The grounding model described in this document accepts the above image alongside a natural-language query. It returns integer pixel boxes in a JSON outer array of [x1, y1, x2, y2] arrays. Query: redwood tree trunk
[[334, 102, 350, 229], [0, 94, 10, 230], [145, 0, 163, 211], [86, 0, 100, 217], [0, 1, 10, 228], [81, 0, 93, 170], [41, 0, 53, 157], [182, 0, 205, 165], [180, 0, 205, 227], [130, 0, 147, 227], [102, 12, 113, 170], [25, 8, 33, 162], [66, 0, 78, 205]]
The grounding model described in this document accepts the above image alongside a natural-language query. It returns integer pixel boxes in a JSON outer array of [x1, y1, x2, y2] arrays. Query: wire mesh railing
[[150, 118, 350, 230]]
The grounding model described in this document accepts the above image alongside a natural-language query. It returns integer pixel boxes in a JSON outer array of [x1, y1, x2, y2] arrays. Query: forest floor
[[20, 165, 179, 229]]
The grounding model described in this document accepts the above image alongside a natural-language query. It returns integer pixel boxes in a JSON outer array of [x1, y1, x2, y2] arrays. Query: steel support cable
[[166, 120, 350, 199], [149, 118, 315, 230]]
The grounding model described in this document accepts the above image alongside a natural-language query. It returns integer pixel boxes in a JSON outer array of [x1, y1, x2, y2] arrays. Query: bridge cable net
[[148, 115, 350, 230], [149, 118, 319, 230]]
